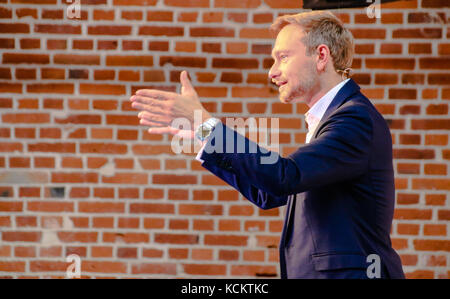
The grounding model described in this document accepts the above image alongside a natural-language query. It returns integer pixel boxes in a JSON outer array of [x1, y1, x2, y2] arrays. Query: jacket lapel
[[310, 78, 361, 142]]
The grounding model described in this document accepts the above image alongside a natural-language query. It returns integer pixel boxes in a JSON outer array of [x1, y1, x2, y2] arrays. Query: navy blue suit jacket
[[199, 79, 405, 279]]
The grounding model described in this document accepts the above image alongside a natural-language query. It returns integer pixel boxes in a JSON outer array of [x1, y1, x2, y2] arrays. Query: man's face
[[269, 24, 319, 104]]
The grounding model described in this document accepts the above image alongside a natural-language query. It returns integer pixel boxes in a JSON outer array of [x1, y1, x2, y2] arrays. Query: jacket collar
[[310, 78, 361, 141]]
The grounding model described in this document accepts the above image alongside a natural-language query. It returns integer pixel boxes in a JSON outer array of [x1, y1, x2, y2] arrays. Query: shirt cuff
[[195, 140, 207, 163]]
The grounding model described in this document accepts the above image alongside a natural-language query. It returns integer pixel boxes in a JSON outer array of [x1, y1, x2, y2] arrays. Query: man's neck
[[306, 75, 344, 108]]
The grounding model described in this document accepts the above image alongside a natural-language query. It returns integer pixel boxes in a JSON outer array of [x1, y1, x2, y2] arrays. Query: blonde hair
[[270, 11, 354, 79]]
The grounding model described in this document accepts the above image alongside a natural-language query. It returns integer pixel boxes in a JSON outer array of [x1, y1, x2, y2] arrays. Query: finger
[[148, 127, 180, 135], [131, 101, 167, 116], [138, 111, 170, 125], [135, 89, 175, 100], [131, 95, 168, 108], [180, 70, 194, 95], [139, 118, 167, 127]]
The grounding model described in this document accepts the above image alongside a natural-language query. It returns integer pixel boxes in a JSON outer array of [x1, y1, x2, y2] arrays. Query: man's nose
[[268, 62, 281, 80]]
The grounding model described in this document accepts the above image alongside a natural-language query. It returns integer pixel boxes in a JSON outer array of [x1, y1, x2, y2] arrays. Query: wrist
[[195, 117, 221, 142]]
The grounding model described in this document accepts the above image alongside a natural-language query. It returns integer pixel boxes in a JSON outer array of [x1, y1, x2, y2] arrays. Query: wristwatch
[[195, 118, 221, 142]]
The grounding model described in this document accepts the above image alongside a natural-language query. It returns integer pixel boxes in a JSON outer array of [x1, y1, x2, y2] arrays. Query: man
[[130, 11, 405, 279]]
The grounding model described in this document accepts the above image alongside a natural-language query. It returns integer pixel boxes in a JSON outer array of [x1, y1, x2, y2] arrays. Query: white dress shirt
[[196, 78, 350, 162], [305, 79, 349, 143]]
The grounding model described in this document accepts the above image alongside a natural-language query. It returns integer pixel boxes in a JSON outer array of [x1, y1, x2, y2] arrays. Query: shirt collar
[[305, 78, 350, 126]]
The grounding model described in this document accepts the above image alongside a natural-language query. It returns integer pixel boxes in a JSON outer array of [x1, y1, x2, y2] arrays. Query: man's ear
[[316, 44, 330, 72]]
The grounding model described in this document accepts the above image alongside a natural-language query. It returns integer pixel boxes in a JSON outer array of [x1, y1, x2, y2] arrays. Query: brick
[[153, 174, 197, 185], [179, 204, 223, 215], [350, 29, 386, 39], [9, 157, 30, 168], [190, 27, 234, 37], [16, 8, 37, 19], [411, 119, 450, 130], [231, 265, 277, 277], [232, 86, 276, 98], [79, 84, 126, 95], [0, 38, 14, 48], [139, 26, 183, 36], [102, 173, 148, 184], [219, 250, 239, 261], [214, 0, 260, 8], [393, 149, 434, 159], [98, 40, 117, 50], [106, 55, 153, 66], [27, 201, 73, 212], [247, 103, 267, 114], [393, 28, 441, 38], [3, 113, 49, 123], [132, 263, 176, 274], [41, 68, 65, 79], [35, 24, 80, 34], [192, 249, 213, 260], [154, 233, 198, 244], [240, 28, 272, 39], [422, 0, 450, 8], [413, 240, 450, 251], [213, 58, 258, 69], [55, 114, 101, 125], [2, 232, 41, 242], [0, 262, 26, 272], [51, 172, 98, 183], [69, 69, 92, 80], [428, 73, 450, 85], [57, 232, 98, 243], [409, 43, 432, 54], [143, 218, 165, 229], [113, 0, 156, 4], [15, 69, 35, 80], [366, 58, 414, 70], [27, 83, 73, 94], [400, 254, 418, 266], [420, 58, 450, 69], [424, 224, 447, 236], [165, 0, 209, 7], [3, 53, 49, 64], [204, 234, 248, 246], [78, 202, 124, 213], [397, 223, 420, 235], [0, 23, 29, 33], [160, 56, 206, 68], [20, 39, 40, 49], [0, 83, 22, 93], [54, 54, 100, 65], [93, 9, 114, 21], [28, 143, 76, 153], [0, 201, 22, 212], [88, 26, 131, 35], [424, 163, 446, 175], [183, 264, 226, 275], [129, 203, 174, 214], [143, 188, 164, 199], [394, 209, 432, 220]]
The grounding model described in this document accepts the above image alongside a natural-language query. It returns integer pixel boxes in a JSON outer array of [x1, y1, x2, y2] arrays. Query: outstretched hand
[[130, 70, 212, 139]]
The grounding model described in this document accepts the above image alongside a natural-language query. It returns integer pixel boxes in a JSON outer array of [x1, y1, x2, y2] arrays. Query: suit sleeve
[[200, 103, 373, 199]]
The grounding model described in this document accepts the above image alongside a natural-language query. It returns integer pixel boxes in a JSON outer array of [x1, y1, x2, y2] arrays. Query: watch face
[[201, 127, 210, 138]]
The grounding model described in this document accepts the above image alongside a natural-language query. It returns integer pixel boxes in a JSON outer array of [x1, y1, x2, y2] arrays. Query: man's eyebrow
[[271, 50, 290, 58]]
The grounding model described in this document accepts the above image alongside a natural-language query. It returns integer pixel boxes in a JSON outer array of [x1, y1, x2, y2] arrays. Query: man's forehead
[[271, 25, 304, 56]]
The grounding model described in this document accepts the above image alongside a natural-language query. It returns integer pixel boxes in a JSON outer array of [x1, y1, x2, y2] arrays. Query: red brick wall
[[0, 0, 449, 278]]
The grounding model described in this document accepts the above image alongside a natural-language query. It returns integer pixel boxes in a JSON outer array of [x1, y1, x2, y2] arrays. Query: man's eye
[[280, 55, 288, 61]]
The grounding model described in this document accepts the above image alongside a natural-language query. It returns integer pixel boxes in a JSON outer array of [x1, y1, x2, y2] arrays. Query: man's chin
[[279, 94, 302, 104]]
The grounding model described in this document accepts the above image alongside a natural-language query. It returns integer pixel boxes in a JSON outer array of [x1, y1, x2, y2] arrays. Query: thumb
[[180, 70, 195, 95]]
